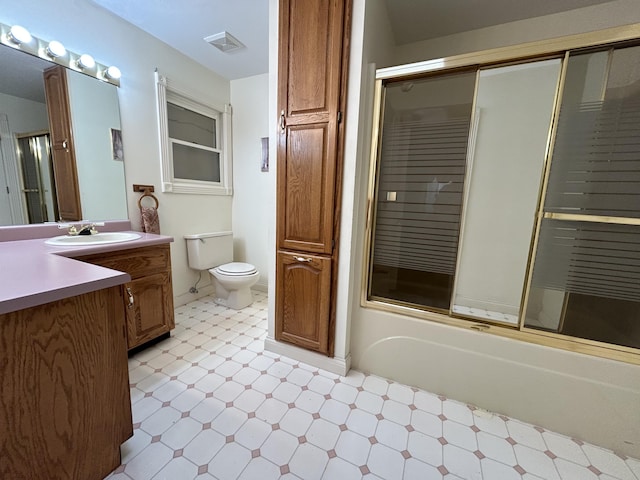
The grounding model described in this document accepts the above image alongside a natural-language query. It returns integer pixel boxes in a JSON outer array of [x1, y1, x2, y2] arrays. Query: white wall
[[230, 73, 270, 291], [1, 0, 233, 300], [0, 92, 49, 133], [346, 0, 640, 458]]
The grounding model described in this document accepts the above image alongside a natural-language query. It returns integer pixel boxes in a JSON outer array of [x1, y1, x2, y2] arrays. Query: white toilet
[[184, 232, 259, 310]]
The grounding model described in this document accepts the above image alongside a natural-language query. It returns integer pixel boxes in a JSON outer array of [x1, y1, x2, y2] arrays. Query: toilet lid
[[215, 262, 257, 276]]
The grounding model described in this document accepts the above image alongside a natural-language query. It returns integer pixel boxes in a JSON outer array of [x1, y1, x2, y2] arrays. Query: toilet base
[[213, 282, 254, 310]]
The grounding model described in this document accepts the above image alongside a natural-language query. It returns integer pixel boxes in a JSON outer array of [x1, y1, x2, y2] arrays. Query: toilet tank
[[184, 231, 233, 270]]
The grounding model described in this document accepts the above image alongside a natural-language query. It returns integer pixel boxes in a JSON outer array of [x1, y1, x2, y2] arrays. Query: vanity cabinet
[[275, 0, 351, 355], [0, 286, 132, 479], [75, 244, 175, 350], [43, 65, 82, 221]]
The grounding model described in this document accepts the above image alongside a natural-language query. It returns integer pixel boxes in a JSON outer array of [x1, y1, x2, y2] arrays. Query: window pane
[[525, 219, 640, 349], [544, 46, 640, 218], [369, 72, 476, 310], [167, 102, 216, 148], [453, 60, 561, 324], [172, 143, 220, 182]]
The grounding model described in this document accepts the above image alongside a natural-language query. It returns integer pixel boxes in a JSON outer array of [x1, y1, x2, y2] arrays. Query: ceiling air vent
[[204, 31, 245, 53]]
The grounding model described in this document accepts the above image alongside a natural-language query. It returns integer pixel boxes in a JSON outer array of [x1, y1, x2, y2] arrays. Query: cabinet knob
[[279, 110, 286, 131], [62, 139, 68, 150], [126, 287, 134, 308], [294, 256, 312, 263]]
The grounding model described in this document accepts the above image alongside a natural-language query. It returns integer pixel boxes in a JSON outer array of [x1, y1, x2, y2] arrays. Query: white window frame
[[155, 71, 232, 195]]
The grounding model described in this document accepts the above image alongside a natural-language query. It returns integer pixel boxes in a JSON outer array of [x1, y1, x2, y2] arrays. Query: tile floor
[[106, 292, 640, 480]]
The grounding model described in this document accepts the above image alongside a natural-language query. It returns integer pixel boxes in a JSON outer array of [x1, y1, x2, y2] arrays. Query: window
[[365, 31, 640, 363], [155, 71, 232, 195]]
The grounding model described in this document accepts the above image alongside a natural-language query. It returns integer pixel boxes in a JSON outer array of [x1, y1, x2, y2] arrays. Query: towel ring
[[138, 191, 159, 210]]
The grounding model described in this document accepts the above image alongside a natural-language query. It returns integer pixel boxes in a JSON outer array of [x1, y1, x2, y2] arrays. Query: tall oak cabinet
[[275, 0, 351, 355]]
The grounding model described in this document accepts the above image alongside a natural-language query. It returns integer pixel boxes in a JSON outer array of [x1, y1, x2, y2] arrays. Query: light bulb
[[77, 53, 95, 70], [8, 25, 32, 45], [104, 66, 121, 80], [46, 40, 66, 58]]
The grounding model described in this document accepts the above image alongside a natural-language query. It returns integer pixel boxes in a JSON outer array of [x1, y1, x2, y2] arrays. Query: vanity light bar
[[0, 21, 121, 87]]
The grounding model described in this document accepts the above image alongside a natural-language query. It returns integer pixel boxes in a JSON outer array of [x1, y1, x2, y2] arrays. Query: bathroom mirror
[[0, 43, 127, 226]]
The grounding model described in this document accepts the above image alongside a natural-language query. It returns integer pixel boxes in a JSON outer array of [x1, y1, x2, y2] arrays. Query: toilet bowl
[[210, 262, 259, 310], [184, 232, 260, 310]]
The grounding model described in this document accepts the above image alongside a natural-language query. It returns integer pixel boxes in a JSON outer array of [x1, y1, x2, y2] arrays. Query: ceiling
[[1, 0, 617, 102], [88, 0, 615, 80]]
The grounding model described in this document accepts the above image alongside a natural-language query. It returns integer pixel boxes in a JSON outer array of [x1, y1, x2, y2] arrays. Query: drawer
[[75, 244, 171, 279]]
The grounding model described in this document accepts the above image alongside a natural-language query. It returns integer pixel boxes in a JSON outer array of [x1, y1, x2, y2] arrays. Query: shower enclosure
[[365, 38, 640, 359]]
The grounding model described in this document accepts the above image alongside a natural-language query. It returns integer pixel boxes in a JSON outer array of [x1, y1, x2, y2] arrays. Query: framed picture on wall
[[111, 128, 124, 161]]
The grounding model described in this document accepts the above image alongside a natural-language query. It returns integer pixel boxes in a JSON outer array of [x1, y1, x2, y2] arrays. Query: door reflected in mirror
[[0, 43, 127, 226]]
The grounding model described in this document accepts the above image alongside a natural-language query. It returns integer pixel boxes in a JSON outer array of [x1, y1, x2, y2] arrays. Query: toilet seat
[[214, 262, 257, 276]]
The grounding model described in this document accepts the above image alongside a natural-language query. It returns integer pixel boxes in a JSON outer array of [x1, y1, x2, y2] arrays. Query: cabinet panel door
[[276, 251, 332, 354], [278, 123, 337, 253], [43, 66, 82, 221], [279, 0, 345, 118], [125, 272, 174, 349], [277, 0, 347, 254]]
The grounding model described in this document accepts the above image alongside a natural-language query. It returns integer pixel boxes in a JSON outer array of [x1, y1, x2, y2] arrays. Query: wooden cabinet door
[[276, 0, 348, 254], [124, 272, 174, 350], [75, 244, 176, 350], [43, 66, 82, 221], [276, 250, 332, 353]]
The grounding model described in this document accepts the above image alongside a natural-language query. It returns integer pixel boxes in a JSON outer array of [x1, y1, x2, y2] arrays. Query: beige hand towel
[[141, 206, 160, 234]]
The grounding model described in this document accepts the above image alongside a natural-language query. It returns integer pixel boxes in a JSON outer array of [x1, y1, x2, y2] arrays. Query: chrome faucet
[[58, 222, 104, 236]]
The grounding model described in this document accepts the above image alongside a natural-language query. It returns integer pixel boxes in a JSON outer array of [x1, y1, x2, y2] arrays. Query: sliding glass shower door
[[452, 60, 561, 324], [368, 71, 476, 311]]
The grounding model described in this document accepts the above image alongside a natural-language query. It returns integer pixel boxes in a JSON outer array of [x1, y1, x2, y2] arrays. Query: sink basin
[[45, 232, 141, 246]]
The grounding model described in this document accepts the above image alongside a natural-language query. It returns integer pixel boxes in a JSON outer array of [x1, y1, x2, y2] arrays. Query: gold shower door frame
[[361, 23, 640, 365]]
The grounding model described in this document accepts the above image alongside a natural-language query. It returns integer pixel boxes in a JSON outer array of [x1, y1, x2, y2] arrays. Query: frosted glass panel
[[544, 46, 640, 218], [369, 72, 476, 310], [525, 219, 640, 349], [453, 60, 561, 324], [172, 143, 220, 182]]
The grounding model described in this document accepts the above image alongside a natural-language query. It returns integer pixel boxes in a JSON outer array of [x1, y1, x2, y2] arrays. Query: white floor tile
[[104, 294, 640, 480], [407, 430, 443, 467], [234, 417, 272, 450], [444, 444, 483, 480], [238, 457, 281, 480], [207, 442, 252, 479], [477, 430, 517, 466], [368, 443, 406, 480], [124, 442, 173, 480], [151, 455, 198, 480], [306, 418, 341, 450], [403, 458, 442, 480], [182, 429, 226, 465], [319, 399, 351, 426], [288, 442, 329, 480], [260, 429, 299, 466], [280, 408, 313, 437], [161, 417, 202, 450], [514, 443, 561, 480], [334, 430, 371, 466], [582, 444, 637, 480]]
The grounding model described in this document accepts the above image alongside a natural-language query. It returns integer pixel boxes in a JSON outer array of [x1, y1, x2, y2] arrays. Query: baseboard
[[253, 282, 268, 293], [173, 284, 215, 307], [264, 337, 351, 376]]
